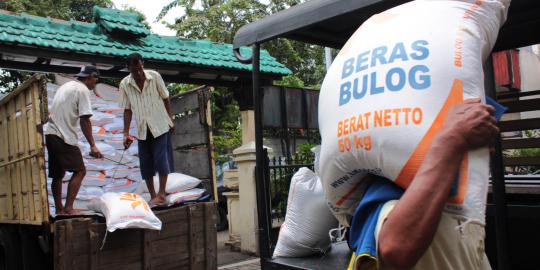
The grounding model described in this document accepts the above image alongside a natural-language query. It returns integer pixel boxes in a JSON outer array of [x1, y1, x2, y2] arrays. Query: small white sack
[[90, 192, 162, 232], [273, 168, 338, 258], [139, 173, 201, 194], [166, 188, 206, 205]]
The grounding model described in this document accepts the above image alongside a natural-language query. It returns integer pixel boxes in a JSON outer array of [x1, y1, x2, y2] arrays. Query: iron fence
[[266, 154, 314, 222]]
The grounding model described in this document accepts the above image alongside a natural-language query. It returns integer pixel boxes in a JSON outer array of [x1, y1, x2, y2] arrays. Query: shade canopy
[[233, 0, 540, 51]]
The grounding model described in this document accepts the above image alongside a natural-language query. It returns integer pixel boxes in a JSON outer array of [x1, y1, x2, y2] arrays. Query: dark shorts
[[139, 130, 175, 180], [45, 134, 85, 179]]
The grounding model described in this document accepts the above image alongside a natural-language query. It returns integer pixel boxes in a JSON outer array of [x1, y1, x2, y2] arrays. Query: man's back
[[44, 80, 92, 146]]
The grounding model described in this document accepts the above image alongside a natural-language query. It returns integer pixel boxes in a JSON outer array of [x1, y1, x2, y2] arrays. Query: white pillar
[[233, 141, 272, 254]]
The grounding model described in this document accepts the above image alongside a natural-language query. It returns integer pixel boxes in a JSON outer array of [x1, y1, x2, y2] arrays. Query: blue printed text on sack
[[339, 40, 431, 106]]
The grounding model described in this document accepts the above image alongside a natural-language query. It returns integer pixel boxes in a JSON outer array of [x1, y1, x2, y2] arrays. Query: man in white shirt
[[44, 65, 103, 215], [119, 53, 175, 206]]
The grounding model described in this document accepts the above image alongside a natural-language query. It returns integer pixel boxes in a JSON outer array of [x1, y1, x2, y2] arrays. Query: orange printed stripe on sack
[[395, 79, 465, 192]]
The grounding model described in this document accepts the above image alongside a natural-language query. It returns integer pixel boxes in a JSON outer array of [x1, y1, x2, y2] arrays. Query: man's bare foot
[[150, 196, 167, 207], [58, 208, 83, 216]]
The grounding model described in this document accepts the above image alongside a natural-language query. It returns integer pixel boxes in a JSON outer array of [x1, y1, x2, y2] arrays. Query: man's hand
[[124, 134, 134, 150], [439, 98, 499, 151], [89, 145, 103, 158]]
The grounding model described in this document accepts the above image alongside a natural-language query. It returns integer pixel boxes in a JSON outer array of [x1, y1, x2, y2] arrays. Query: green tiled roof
[[0, 8, 291, 76], [93, 6, 150, 37]]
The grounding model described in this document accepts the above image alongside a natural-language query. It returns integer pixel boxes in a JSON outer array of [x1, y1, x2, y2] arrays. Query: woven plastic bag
[[318, 0, 511, 225]]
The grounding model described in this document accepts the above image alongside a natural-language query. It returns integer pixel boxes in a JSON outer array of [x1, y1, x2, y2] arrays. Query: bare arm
[[378, 99, 498, 269], [80, 115, 102, 158], [123, 109, 133, 136], [163, 97, 175, 132], [163, 97, 173, 120]]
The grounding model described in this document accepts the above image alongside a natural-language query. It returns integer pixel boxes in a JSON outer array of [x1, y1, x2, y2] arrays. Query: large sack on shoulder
[[318, 0, 511, 225], [90, 192, 161, 232], [273, 168, 338, 258]]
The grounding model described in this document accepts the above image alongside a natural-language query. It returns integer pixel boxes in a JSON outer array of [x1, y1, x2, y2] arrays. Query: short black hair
[[126, 52, 143, 67]]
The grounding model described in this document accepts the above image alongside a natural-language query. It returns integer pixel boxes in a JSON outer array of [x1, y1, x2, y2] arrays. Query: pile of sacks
[[45, 79, 206, 219]]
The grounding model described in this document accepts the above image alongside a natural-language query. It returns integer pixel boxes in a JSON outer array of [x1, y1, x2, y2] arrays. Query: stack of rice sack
[[45, 79, 206, 218]]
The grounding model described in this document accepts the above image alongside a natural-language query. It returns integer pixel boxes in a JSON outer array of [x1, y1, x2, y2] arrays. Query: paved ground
[[217, 230, 260, 269], [218, 258, 261, 270]]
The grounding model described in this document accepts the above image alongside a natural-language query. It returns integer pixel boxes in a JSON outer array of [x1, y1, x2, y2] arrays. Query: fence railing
[[266, 154, 313, 223]]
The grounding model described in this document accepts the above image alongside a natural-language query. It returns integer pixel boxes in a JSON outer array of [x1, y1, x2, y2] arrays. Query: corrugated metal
[[0, 9, 291, 75], [493, 50, 521, 90]]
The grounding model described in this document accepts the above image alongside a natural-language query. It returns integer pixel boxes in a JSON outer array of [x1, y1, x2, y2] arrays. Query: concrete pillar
[[240, 110, 255, 144], [233, 141, 272, 254], [223, 168, 241, 250]]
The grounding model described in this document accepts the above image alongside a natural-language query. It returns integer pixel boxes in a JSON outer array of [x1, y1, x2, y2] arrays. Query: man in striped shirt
[[119, 53, 175, 206]]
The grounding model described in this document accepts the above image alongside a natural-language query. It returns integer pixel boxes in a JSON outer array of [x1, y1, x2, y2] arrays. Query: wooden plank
[[502, 138, 540, 149], [173, 147, 212, 179], [504, 157, 540, 166], [0, 74, 43, 107], [143, 229, 152, 270], [171, 87, 206, 114], [188, 204, 206, 270], [33, 81, 49, 222], [171, 112, 208, 149], [16, 92, 31, 222], [89, 224, 99, 270], [7, 99, 22, 221], [24, 89, 37, 222], [0, 105, 8, 220], [500, 98, 540, 113], [204, 203, 218, 270], [66, 220, 75, 269], [55, 222, 67, 270], [500, 118, 540, 132]]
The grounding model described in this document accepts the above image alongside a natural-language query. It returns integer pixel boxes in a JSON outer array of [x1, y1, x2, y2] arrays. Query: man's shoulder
[[58, 80, 87, 94], [119, 75, 132, 88], [145, 69, 163, 80]]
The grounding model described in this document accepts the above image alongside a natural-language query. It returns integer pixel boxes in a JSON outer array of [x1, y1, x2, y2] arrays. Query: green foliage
[[1, 0, 112, 21], [120, 5, 151, 30], [158, 0, 326, 88], [168, 83, 200, 96], [211, 87, 242, 162], [0, 0, 113, 92], [295, 142, 317, 163]]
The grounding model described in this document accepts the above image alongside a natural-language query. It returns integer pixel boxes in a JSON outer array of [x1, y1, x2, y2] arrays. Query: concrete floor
[[217, 230, 260, 268]]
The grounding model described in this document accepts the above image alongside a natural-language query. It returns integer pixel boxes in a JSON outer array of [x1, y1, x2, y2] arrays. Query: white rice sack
[[47, 181, 68, 198], [89, 192, 162, 232], [103, 118, 124, 134], [138, 173, 201, 194], [82, 171, 111, 187], [166, 188, 206, 205], [80, 141, 116, 157], [76, 186, 104, 201], [273, 168, 338, 258], [104, 179, 139, 194], [127, 143, 139, 156], [91, 111, 115, 126], [318, 0, 511, 225]]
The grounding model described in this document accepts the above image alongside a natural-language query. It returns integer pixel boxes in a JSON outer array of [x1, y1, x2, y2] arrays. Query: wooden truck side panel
[[54, 202, 217, 270], [0, 75, 49, 225]]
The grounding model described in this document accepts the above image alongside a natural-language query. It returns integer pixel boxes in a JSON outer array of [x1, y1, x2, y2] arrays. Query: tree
[[158, 0, 326, 160], [0, 0, 114, 92], [0, 0, 112, 21], [158, 0, 326, 88]]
